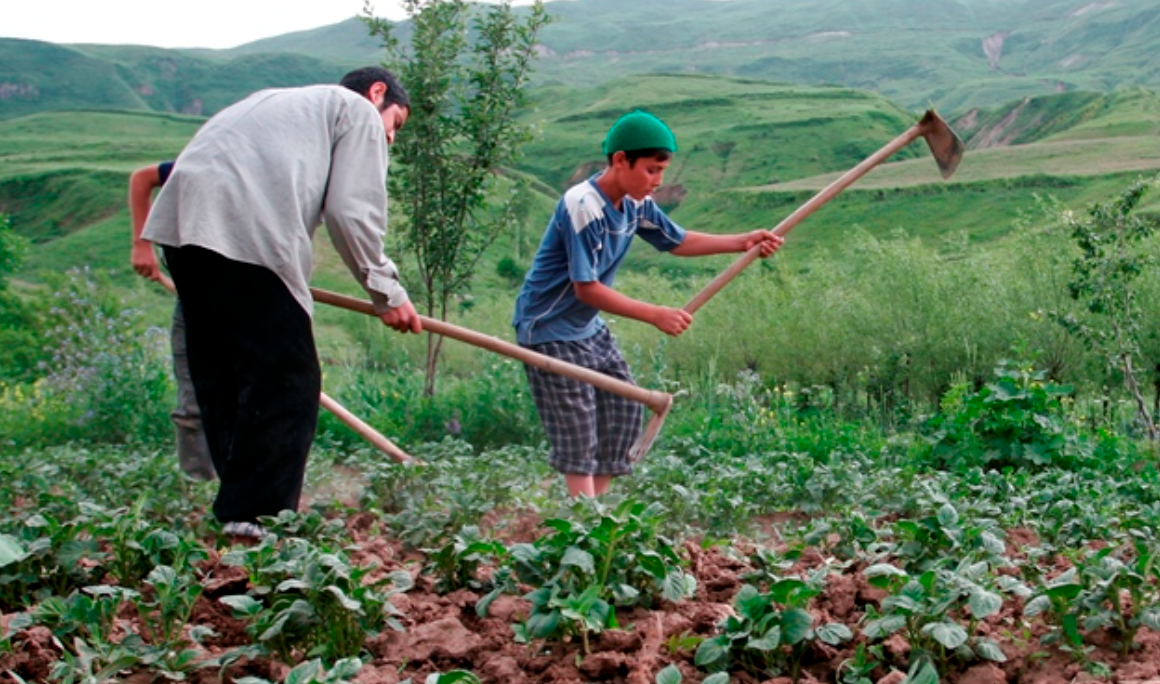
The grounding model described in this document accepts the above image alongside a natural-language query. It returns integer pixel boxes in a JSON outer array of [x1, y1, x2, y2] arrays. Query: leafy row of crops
[[4, 341, 1160, 683]]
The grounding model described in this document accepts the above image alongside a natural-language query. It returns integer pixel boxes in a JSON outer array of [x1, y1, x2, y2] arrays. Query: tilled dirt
[[5, 520, 1160, 684]]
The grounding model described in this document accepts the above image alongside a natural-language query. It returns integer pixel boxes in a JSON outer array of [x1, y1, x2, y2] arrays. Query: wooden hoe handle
[[310, 288, 673, 415], [682, 116, 935, 315]]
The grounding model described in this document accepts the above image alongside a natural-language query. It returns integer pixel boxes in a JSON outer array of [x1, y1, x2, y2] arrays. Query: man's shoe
[[222, 521, 266, 539]]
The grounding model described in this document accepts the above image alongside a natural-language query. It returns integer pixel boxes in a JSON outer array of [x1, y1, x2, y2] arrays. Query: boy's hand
[[745, 230, 784, 258], [651, 305, 693, 337], [131, 241, 161, 281], [380, 301, 423, 334]]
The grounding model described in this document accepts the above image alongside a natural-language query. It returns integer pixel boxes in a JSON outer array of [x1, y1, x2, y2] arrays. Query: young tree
[[363, 0, 550, 394], [1054, 176, 1160, 441]]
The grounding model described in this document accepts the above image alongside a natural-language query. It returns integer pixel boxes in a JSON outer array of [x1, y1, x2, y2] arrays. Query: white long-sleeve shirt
[[143, 84, 408, 315]]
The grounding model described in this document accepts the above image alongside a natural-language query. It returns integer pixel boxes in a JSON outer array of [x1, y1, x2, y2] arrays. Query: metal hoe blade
[[919, 109, 965, 180]]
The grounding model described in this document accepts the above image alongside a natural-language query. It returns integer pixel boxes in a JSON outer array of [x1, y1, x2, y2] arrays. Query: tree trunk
[[1122, 353, 1157, 441]]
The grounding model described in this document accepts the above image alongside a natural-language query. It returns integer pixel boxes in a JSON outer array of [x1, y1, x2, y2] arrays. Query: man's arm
[[322, 107, 420, 334], [573, 281, 692, 337], [128, 165, 163, 281], [671, 229, 783, 258]]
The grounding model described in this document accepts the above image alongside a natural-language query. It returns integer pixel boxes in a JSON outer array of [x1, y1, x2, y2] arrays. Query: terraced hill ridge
[[4, 0, 1160, 121]]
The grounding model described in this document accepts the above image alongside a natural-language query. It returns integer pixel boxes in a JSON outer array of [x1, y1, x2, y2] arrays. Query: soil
[[4, 514, 1160, 684]]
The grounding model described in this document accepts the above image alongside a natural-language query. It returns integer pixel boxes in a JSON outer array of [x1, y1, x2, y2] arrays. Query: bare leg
[[565, 474, 595, 497], [565, 474, 613, 497]]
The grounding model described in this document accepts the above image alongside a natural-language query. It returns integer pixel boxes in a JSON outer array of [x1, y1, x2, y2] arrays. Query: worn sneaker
[[222, 521, 266, 540]]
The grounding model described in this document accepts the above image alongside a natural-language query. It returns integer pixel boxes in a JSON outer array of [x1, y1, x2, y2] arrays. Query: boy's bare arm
[[128, 165, 163, 281], [574, 281, 692, 336], [671, 229, 783, 257]]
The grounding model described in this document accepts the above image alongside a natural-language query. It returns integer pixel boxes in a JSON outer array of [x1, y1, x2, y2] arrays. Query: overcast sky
[[3, 0, 437, 50]]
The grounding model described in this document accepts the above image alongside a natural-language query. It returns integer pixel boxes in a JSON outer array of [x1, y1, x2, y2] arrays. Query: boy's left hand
[[745, 230, 784, 258]]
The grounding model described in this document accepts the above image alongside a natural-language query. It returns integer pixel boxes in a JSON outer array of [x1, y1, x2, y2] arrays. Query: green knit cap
[[601, 109, 677, 155]]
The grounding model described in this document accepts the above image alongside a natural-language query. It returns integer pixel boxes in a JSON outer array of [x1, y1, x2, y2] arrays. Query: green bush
[[922, 360, 1092, 471], [0, 269, 173, 449]]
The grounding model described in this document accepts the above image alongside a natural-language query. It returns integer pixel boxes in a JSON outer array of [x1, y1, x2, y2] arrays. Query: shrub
[[2, 269, 173, 448], [922, 360, 1091, 471]]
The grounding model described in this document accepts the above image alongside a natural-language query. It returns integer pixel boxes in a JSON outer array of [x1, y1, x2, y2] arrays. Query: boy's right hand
[[131, 241, 161, 281], [651, 305, 693, 337]]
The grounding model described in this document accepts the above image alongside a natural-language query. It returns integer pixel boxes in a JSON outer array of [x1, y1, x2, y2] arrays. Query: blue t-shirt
[[158, 160, 175, 186], [512, 177, 686, 345]]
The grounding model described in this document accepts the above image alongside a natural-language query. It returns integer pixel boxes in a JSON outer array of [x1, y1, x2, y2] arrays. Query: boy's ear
[[609, 150, 628, 168]]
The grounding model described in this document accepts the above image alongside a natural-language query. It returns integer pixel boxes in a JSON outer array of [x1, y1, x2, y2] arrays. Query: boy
[[513, 109, 783, 497], [128, 160, 216, 481]]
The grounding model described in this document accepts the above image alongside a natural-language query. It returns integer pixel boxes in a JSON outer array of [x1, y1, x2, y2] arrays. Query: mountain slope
[[5, 0, 1160, 122]]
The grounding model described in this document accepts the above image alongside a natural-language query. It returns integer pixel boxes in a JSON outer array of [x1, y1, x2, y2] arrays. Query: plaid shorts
[[523, 327, 643, 476]]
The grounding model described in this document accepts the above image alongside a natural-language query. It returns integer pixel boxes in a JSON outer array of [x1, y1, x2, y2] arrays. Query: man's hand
[[131, 241, 161, 281], [379, 301, 423, 334], [651, 305, 693, 337], [745, 229, 784, 258]]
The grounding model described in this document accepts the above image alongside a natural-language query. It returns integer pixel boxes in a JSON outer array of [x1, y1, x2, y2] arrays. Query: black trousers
[[163, 245, 321, 524]]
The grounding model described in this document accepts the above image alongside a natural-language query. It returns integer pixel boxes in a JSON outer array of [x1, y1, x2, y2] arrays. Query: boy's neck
[[594, 168, 626, 210]]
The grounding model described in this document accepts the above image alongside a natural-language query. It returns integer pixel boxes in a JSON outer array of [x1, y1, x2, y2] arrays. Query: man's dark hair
[[339, 67, 410, 110], [606, 148, 673, 166]]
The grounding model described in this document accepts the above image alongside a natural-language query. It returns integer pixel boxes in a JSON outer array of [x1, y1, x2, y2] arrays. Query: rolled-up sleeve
[[322, 103, 409, 314]]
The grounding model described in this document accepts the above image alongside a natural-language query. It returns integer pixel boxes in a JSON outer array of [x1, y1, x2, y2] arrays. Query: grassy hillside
[[231, 0, 1160, 113], [6, 76, 1160, 281], [5, 0, 1160, 123], [0, 39, 355, 121], [2, 73, 1159, 388]]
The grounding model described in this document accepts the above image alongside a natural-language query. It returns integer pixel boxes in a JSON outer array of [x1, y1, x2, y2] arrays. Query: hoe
[[159, 274, 418, 465], [684, 108, 965, 313], [312, 288, 674, 461]]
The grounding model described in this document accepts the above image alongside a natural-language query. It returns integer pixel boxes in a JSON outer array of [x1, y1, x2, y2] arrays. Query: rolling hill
[[4, 73, 1158, 290], [4, 0, 1160, 122]]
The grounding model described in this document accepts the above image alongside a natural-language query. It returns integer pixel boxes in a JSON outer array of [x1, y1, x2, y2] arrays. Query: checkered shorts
[[523, 327, 643, 476]]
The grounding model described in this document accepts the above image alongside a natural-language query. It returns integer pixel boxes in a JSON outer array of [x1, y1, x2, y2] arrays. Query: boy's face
[[616, 153, 670, 200]]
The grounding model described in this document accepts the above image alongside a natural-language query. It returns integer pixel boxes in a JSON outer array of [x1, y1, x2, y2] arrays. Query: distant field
[[3, 76, 1159, 299], [760, 136, 1160, 191]]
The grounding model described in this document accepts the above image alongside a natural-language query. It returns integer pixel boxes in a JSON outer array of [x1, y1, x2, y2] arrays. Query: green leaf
[[285, 659, 323, 684], [1139, 606, 1160, 631], [734, 585, 766, 620], [477, 588, 502, 618], [325, 585, 364, 613], [0, 534, 28, 568], [1063, 614, 1082, 647], [561, 547, 594, 575], [219, 595, 262, 616], [639, 552, 667, 579], [655, 664, 682, 684], [863, 614, 907, 639], [781, 608, 814, 645], [968, 588, 1003, 619], [747, 625, 781, 651], [276, 578, 311, 593], [1046, 583, 1083, 600], [663, 572, 693, 603], [694, 635, 730, 668], [974, 637, 1007, 662], [864, 563, 908, 579], [702, 674, 731, 684], [388, 569, 415, 591], [1023, 595, 1050, 617], [936, 503, 959, 527], [525, 609, 561, 639], [923, 621, 969, 649], [427, 672, 482, 684], [903, 656, 939, 684], [980, 531, 1006, 556], [816, 622, 853, 645]]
